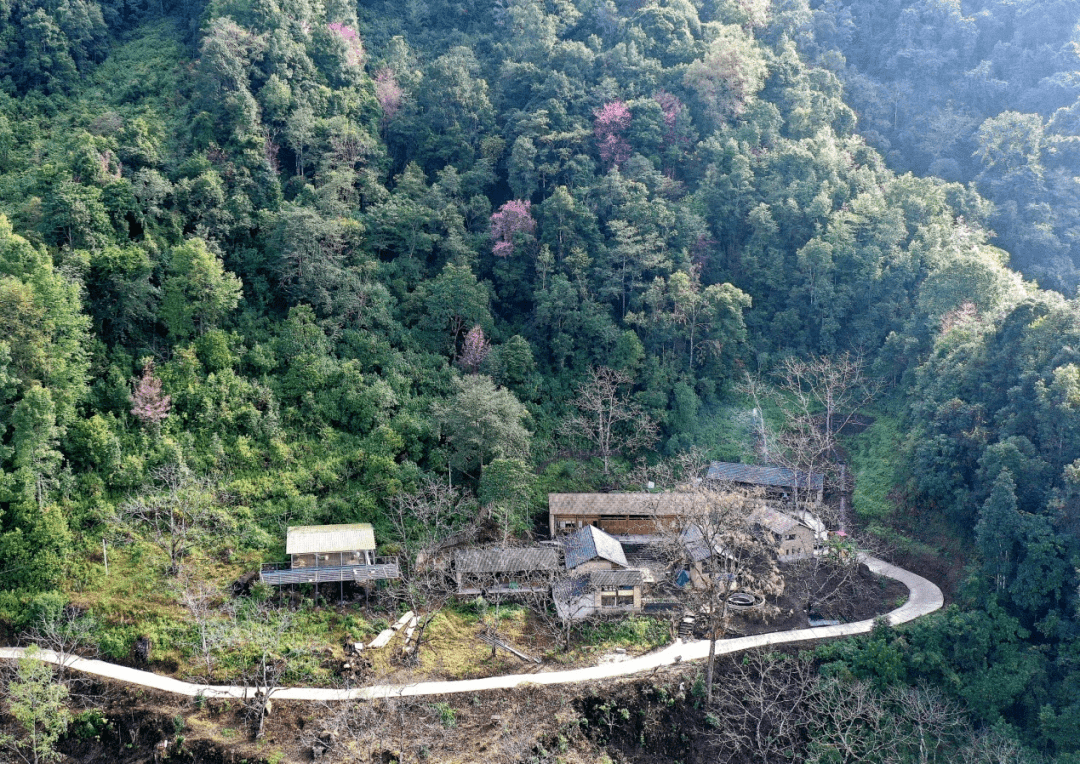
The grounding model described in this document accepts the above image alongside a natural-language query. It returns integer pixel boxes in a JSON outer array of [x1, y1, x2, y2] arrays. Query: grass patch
[[695, 390, 790, 464], [576, 615, 671, 653], [844, 412, 905, 523], [414, 606, 532, 679]]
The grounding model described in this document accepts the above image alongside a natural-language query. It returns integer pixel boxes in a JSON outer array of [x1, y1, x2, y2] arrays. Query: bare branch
[[559, 366, 658, 474]]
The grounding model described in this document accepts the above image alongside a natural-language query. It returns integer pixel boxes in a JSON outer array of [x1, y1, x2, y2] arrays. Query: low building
[[706, 462, 824, 504], [548, 492, 697, 538], [453, 547, 560, 596], [748, 507, 815, 561], [552, 570, 644, 621], [260, 523, 400, 586], [562, 525, 630, 572]]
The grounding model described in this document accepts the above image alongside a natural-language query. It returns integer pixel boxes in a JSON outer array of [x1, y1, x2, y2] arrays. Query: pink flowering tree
[[490, 199, 536, 257], [593, 100, 632, 168], [374, 68, 404, 121], [131, 362, 171, 428], [457, 325, 491, 373], [653, 91, 683, 145], [327, 22, 365, 67]]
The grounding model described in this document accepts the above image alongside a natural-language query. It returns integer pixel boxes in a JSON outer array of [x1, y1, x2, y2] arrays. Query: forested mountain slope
[[1, 0, 1079, 758], [800, 0, 1080, 291]]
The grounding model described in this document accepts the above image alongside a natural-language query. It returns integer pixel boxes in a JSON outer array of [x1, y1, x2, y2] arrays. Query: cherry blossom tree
[[374, 68, 403, 122], [593, 100, 632, 168], [457, 325, 491, 373], [327, 22, 364, 67], [130, 361, 170, 427], [653, 90, 682, 144], [490, 199, 536, 257]]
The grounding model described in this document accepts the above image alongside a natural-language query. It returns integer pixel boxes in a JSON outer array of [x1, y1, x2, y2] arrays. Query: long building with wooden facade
[[547, 493, 698, 538]]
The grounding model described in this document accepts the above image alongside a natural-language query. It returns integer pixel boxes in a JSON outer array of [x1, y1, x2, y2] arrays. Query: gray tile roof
[[286, 523, 376, 554], [552, 570, 642, 600], [548, 492, 699, 517], [589, 570, 643, 587], [563, 525, 628, 570], [706, 462, 824, 491], [454, 547, 559, 574], [680, 523, 714, 563], [552, 576, 590, 600], [749, 506, 800, 535]]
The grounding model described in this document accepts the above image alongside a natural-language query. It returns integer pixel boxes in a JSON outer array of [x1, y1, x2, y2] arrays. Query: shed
[[453, 547, 560, 596], [287, 523, 376, 568], [261, 523, 399, 587]]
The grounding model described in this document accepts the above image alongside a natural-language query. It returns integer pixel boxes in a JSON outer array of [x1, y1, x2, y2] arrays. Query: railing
[[260, 557, 400, 586]]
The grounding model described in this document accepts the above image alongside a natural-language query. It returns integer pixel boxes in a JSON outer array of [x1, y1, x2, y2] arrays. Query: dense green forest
[[1, 0, 1080, 759]]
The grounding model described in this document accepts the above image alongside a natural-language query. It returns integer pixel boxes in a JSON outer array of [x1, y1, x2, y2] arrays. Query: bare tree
[[890, 684, 968, 764], [388, 479, 477, 664], [523, 577, 603, 654], [173, 568, 231, 681], [627, 446, 710, 492], [783, 532, 874, 622], [116, 465, 235, 575], [741, 354, 879, 523], [230, 599, 300, 739], [780, 353, 878, 445], [707, 649, 817, 764], [22, 606, 99, 697], [652, 486, 780, 703], [299, 695, 398, 762], [805, 677, 898, 763], [958, 726, 1031, 764], [559, 366, 658, 474]]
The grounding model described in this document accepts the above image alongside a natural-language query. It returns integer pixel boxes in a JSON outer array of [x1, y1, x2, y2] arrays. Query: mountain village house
[[706, 461, 824, 504], [452, 547, 560, 596], [260, 523, 400, 586]]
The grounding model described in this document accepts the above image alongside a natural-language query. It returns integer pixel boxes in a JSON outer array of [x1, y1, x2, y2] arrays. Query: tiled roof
[[589, 570, 643, 587], [552, 570, 642, 599], [548, 492, 699, 517], [749, 506, 800, 535], [454, 547, 560, 573], [706, 462, 824, 491], [680, 523, 714, 563], [552, 576, 590, 600], [563, 525, 628, 570], [286, 523, 376, 554]]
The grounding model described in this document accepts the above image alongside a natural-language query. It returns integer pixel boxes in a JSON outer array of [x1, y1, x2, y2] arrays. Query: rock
[[134, 635, 152, 664], [231, 571, 258, 596]]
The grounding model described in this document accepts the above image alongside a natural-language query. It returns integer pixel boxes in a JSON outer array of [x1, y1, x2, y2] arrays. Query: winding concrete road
[[0, 556, 942, 701]]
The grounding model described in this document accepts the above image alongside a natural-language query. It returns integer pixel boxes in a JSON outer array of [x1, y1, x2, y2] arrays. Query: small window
[[601, 593, 616, 608], [785, 534, 797, 540], [617, 588, 635, 607]]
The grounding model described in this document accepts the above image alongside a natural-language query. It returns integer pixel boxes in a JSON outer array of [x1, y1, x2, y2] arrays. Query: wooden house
[[548, 492, 697, 539], [706, 462, 824, 504], [260, 523, 400, 586], [552, 570, 644, 621], [453, 547, 560, 596], [748, 507, 815, 561]]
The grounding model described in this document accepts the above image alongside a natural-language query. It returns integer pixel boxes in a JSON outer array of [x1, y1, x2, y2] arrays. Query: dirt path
[[0, 556, 942, 700]]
